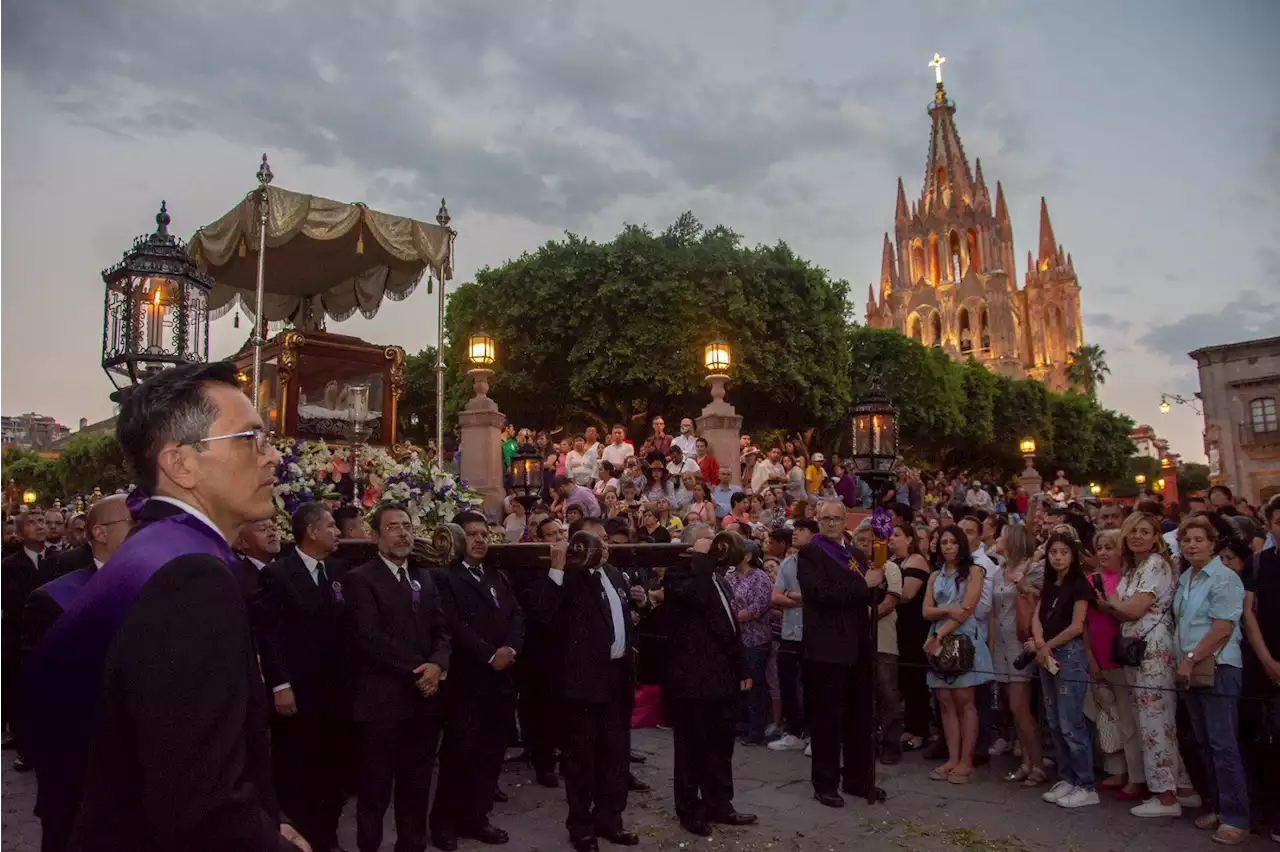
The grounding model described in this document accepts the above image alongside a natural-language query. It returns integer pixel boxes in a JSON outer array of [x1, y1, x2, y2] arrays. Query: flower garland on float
[[271, 438, 482, 539]]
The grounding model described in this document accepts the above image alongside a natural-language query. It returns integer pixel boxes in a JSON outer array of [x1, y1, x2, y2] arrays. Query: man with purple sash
[[22, 361, 307, 852], [797, 499, 884, 809]]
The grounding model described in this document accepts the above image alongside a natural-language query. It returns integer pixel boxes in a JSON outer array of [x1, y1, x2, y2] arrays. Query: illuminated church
[[864, 55, 1083, 392]]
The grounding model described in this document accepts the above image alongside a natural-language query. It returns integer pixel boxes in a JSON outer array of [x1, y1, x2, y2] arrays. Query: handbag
[[1110, 606, 1167, 668], [1189, 655, 1216, 689], [1014, 590, 1036, 643], [929, 633, 975, 682]]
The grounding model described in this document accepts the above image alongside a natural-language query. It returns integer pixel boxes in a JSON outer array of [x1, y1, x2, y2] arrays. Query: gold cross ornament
[[929, 52, 946, 85]]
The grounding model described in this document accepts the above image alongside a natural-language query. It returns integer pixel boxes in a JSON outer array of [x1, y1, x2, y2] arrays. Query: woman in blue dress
[[923, 526, 994, 784]]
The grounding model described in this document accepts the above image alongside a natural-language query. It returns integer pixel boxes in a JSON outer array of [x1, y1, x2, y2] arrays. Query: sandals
[[1098, 774, 1126, 790], [947, 770, 972, 785], [1004, 765, 1030, 782], [1196, 813, 1221, 831], [1021, 768, 1048, 788], [929, 764, 956, 781], [1211, 825, 1249, 846]]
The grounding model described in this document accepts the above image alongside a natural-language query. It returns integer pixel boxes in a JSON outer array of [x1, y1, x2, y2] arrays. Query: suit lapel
[[289, 553, 325, 610], [712, 572, 738, 640]]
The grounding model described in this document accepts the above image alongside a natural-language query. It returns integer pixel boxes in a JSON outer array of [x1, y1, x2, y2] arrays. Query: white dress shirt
[[671, 434, 699, 459], [24, 547, 45, 568], [152, 495, 228, 542], [247, 556, 266, 571], [381, 554, 409, 581], [601, 441, 636, 468], [548, 566, 627, 660]]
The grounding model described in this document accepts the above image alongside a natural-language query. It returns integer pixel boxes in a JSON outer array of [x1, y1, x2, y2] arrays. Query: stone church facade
[[865, 75, 1083, 392]]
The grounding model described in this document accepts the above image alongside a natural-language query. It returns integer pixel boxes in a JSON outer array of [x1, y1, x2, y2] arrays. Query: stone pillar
[[458, 369, 505, 518], [1160, 457, 1179, 509], [696, 375, 743, 485], [1018, 455, 1042, 497]]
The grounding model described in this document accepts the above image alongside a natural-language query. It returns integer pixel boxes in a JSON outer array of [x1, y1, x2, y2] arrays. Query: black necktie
[[399, 567, 412, 598], [590, 570, 618, 642], [316, 562, 332, 603]]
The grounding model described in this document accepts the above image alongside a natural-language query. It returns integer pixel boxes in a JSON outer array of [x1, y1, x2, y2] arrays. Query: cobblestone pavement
[[4, 730, 1269, 850]]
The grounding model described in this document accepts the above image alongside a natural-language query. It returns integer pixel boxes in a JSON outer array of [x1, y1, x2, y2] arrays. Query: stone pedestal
[[696, 375, 743, 485], [458, 369, 505, 518]]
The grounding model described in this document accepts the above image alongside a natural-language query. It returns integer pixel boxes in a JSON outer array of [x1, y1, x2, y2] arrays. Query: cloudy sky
[[4, 0, 1278, 462]]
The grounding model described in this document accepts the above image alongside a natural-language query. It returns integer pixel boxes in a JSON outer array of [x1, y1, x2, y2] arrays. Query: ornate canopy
[[190, 185, 454, 329]]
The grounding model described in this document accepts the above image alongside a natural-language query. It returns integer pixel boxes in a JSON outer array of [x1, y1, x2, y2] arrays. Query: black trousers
[[560, 662, 633, 842], [356, 710, 443, 852], [804, 659, 874, 796], [272, 711, 351, 850], [667, 696, 736, 823], [898, 654, 932, 739], [518, 669, 560, 774], [431, 695, 513, 835], [875, 653, 903, 757], [776, 640, 806, 738]]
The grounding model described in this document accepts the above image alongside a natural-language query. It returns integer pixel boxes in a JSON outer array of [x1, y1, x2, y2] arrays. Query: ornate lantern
[[509, 442, 543, 511], [22, 490, 37, 505], [851, 380, 898, 482], [467, 332, 496, 368], [101, 202, 213, 397], [1019, 438, 1037, 456], [704, 339, 731, 376], [1134, 473, 1147, 485]]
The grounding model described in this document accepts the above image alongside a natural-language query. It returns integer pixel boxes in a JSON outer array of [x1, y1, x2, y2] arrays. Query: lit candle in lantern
[[145, 282, 166, 351]]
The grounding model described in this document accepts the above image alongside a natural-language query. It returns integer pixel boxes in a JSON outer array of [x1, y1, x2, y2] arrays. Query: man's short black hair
[[454, 510, 487, 528], [535, 516, 560, 539], [1265, 495, 1280, 524], [116, 360, 241, 493], [332, 504, 364, 535], [291, 501, 331, 543], [604, 517, 631, 539], [552, 475, 573, 489], [1209, 484, 1234, 503], [370, 501, 410, 534], [794, 518, 819, 534], [730, 492, 748, 509], [768, 527, 793, 547]]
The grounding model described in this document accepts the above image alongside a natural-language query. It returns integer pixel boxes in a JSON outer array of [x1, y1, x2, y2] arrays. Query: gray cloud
[[1086, 313, 1133, 333], [1137, 290, 1280, 363]]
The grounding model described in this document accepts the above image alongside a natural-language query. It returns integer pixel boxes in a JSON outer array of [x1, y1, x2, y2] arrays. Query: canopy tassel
[[233, 310, 240, 329], [238, 234, 247, 258], [356, 225, 364, 255]]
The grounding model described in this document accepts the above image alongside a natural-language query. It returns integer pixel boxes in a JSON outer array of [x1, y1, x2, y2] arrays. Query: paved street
[[5, 728, 1264, 851]]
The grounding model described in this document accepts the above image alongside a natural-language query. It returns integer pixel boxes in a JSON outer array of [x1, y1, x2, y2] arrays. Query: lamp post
[[850, 380, 899, 488], [458, 329, 506, 517], [696, 337, 744, 485], [1159, 393, 1201, 416], [1018, 437, 1042, 496], [101, 202, 214, 400]]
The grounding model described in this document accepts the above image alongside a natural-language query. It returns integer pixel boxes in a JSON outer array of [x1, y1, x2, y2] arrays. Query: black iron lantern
[[101, 201, 214, 397], [850, 379, 898, 483], [510, 442, 544, 510]]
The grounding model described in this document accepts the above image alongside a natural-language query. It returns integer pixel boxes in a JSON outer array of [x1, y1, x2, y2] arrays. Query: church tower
[[865, 54, 1083, 392]]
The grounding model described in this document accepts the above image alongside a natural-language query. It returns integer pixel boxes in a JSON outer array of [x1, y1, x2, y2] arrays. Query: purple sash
[[39, 568, 96, 612], [814, 534, 864, 576], [22, 502, 236, 821]]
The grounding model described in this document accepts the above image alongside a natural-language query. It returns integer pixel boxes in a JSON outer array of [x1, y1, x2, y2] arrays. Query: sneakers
[[1057, 788, 1100, 809], [768, 734, 806, 752], [1129, 798, 1182, 818], [1042, 781, 1073, 804], [804, 743, 812, 757], [987, 738, 1012, 757], [1177, 791, 1204, 809], [764, 723, 783, 739]]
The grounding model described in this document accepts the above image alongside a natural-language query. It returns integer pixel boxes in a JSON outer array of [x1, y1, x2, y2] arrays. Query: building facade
[[1, 412, 70, 450], [1129, 424, 1170, 461], [865, 75, 1083, 392], [1192, 335, 1280, 505]]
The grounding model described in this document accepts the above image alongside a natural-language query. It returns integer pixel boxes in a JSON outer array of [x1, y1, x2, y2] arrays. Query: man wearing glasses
[[797, 500, 884, 809], [23, 360, 308, 851]]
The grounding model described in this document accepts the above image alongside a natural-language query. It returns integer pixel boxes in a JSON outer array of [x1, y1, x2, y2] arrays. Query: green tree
[[57, 431, 130, 496], [443, 215, 853, 441], [1065, 344, 1111, 398], [2, 448, 62, 503], [398, 346, 440, 446], [1177, 462, 1211, 496]]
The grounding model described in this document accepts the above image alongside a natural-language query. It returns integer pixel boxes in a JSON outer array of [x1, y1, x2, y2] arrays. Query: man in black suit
[[662, 524, 757, 837], [798, 499, 884, 808], [258, 501, 352, 852], [535, 518, 639, 852], [346, 502, 451, 852], [22, 495, 131, 653], [1, 509, 56, 771], [511, 515, 566, 788], [233, 517, 282, 601], [430, 510, 524, 849], [22, 360, 306, 851]]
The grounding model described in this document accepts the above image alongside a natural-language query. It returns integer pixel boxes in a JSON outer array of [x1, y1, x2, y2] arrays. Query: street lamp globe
[[467, 332, 496, 368], [1159, 400, 1171, 415], [1134, 473, 1147, 485], [22, 490, 37, 505], [704, 339, 731, 377], [1019, 438, 1036, 456]]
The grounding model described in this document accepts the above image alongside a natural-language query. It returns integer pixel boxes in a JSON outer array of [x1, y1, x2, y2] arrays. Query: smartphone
[[1090, 573, 1105, 595]]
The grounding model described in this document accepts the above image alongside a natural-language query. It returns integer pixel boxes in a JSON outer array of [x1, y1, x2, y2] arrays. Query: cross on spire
[[929, 53, 946, 86]]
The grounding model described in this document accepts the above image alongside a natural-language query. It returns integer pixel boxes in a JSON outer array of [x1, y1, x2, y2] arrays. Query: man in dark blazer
[[430, 510, 525, 849], [22, 360, 304, 851], [346, 502, 452, 852], [233, 517, 282, 601], [535, 518, 638, 852], [661, 524, 757, 837], [797, 499, 884, 808], [22, 495, 131, 655], [1, 509, 57, 771], [258, 501, 351, 852]]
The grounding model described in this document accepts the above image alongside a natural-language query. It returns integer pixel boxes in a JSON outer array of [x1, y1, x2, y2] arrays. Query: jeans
[[1181, 664, 1250, 831], [776, 639, 806, 737], [739, 645, 770, 742], [1039, 638, 1094, 790]]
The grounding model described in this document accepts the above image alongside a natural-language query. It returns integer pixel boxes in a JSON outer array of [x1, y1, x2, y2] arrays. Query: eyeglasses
[[187, 428, 275, 455], [818, 516, 845, 523]]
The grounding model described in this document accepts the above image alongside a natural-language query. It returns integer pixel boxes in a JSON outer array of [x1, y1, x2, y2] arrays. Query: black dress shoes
[[461, 824, 509, 845], [681, 819, 713, 837], [572, 839, 600, 852], [841, 783, 887, 803], [813, 791, 845, 808], [627, 773, 650, 792], [599, 829, 640, 846], [432, 834, 458, 851], [12, 757, 31, 773], [536, 769, 560, 788], [709, 811, 758, 826], [492, 787, 509, 803], [629, 750, 646, 763]]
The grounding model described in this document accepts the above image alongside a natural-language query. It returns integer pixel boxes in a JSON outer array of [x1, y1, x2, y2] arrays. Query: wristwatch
[[1185, 652, 1196, 663]]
